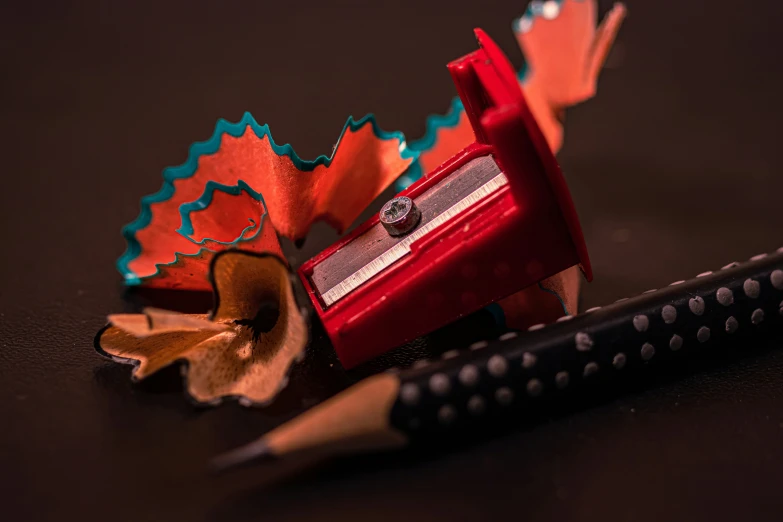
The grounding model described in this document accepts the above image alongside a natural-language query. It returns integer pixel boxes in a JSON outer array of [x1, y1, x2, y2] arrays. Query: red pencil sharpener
[[298, 29, 592, 368]]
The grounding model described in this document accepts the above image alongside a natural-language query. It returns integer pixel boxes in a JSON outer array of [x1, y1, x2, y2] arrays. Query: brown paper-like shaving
[[96, 251, 308, 406]]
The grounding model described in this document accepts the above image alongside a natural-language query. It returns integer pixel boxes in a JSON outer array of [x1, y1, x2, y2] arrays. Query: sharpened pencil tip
[[209, 439, 275, 474]]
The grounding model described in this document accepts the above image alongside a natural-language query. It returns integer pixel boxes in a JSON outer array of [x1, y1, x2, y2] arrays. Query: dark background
[[2, 0, 783, 520]]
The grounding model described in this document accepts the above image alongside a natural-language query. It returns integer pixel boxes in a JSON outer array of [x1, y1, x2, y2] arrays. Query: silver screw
[[379, 196, 421, 236]]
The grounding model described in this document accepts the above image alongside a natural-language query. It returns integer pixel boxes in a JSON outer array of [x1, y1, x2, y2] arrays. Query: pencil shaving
[[97, 251, 308, 406]]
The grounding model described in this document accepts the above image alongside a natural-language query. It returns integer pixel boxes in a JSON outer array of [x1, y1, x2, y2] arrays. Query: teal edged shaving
[[117, 112, 411, 284], [176, 179, 265, 245]]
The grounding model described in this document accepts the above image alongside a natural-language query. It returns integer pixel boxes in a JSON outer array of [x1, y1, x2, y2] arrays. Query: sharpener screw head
[[379, 196, 421, 237]]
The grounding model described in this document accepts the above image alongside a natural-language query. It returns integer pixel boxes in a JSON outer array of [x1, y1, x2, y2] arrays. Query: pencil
[[212, 247, 783, 472]]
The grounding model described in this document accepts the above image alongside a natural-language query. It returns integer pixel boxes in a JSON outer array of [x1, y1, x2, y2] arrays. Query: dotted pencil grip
[[389, 249, 783, 437]]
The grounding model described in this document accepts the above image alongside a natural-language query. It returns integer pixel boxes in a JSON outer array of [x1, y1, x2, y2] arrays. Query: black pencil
[[212, 247, 783, 471]]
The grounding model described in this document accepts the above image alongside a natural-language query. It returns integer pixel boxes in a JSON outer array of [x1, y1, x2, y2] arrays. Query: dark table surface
[[3, 1, 783, 520]]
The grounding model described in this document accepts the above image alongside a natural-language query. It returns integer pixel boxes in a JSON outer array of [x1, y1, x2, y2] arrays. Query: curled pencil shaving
[[518, 1, 627, 151], [97, 251, 308, 406], [407, 1, 626, 185], [122, 119, 408, 287]]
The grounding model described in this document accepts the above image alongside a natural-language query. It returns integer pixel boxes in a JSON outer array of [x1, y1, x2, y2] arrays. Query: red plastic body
[[298, 29, 592, 368]]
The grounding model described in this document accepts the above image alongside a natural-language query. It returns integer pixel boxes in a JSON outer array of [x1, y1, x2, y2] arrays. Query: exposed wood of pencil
[[212, 373, 406, 471]]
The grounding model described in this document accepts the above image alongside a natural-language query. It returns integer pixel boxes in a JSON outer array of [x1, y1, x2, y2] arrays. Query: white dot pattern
[[697, 326, 711, 343], [689, 297, 706, 316], [526, 380, 543, 397], [744, 279, 760, 299], [633, 315, 650, 332], [488, 355, 508, 377], [725, 316, 739, 333], [641, 343, 655, 361], [438, 405, 457, 425], [429, 373, 451, 396], [469, 341, 488, 350], [467, 395, 485, 415], [771, 270, 783, 290], [400, 383, 420, 405], [496, 387, 515, 404], [458, 364, 479, 388], [575, 332, 593, 352], [716, 287, 734, 306], [399, 255, 783, 425]]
